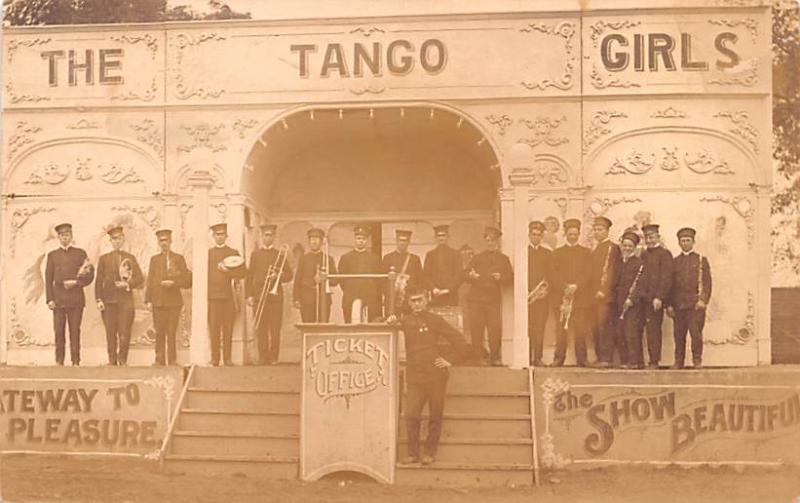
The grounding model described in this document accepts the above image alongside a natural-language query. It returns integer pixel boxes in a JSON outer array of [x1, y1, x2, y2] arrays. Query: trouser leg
[[118, 303, 135, 365], [53, 309, 67, 365], [66, 307, 83, 365], [673, 310, 690, 367], [528, 300, 548, 363], [208, 301, 222, 365], [644, 302, 664, 365], [267, 301, 283, 362], [102, 304, 119, 365], [166, 306, 180, 365], [469, 302, 488, 360], [689, 309, 706, 364], [486, 302, 502, 361], [404, 382, 427, 459], [153, 307, 167, 365], [425, 374, 449, 457]]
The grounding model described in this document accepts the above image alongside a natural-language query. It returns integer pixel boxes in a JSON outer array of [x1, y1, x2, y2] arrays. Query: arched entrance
[[239, 104, 504, 361]]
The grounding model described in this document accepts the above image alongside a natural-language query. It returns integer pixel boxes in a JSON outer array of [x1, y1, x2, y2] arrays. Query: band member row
[[246, 224, 294, 365], [464, 226, 513, 366]]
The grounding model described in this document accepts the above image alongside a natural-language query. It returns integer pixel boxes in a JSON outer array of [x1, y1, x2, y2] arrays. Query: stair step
[[403, 394, 529, 415], [192, 366, 302, 392], [440, 367, 529, 393], [397, 439, 532, 464], [398, 414, 531, 439], [186, 389, 300, 414], [171, 431, 299, 457], [395, 462, 534, 487], [163, 454, 298, 479], [178, 410, 299, 436]]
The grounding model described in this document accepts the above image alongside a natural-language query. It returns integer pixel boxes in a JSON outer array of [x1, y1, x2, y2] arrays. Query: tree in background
[[772, 1, 800, 286], [2, 0, 250, 25]]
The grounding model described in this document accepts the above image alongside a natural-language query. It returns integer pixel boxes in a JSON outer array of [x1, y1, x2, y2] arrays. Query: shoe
[[401, 456, 420, 465], [670, 364, 684, 370], [633, 364, 645, 370], [550, 360, 564, 367], [647, 363, 659, 370], [490, 359, 503, 367], [590, 361, 610, 369], [577, 361, 589, 368], [211, 361, 220, 367], [619, 364, 631, 370], [531, 359, 544, 367], [693, 361, 703, 369], [224, 360, 234, 366], [72, 361, 80, 366], [421, 455, 435, 466]]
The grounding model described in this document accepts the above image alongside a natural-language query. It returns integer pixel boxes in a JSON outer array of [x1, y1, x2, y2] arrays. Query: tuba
[[119, 257, 133, 292]]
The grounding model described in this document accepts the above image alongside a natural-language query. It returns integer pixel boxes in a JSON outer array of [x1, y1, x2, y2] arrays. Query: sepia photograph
[[0, 0, 798, 501]]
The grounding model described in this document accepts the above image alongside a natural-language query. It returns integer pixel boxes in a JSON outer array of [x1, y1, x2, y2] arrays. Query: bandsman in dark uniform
[[246, 224, 293, 365], [145, 229, 192, 366], [390, 286, 468, 466], [423, 225, 462, 307], [464, 226, 513, 366], [550, 219, 592, 367], [95, 226, 144, 366], [338, 225, 382, 322], [293, 228, 338, 322], [383, 229, 423, 313], [641, 224, 673, 369], [667, 227, 712, 369], [45, 223, 95, 366], [527, 221, 552, 366], [208, 223, 247, 366], [589, 216, 623, 368], [616, 231, 647, 369]]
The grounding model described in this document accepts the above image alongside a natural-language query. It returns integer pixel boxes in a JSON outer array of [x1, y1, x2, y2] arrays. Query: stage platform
[[0, 364, 797, 486]]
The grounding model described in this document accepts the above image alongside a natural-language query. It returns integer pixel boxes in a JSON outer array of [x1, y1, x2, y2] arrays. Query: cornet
[[527, 279, 549, 304], [254, 244, 289, 328]]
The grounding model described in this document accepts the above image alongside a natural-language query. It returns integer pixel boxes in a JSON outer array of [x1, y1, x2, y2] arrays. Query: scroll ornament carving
[[172, 33, 227, 100], [549, 197, 570, 219], [587, 197, 643, 218], [349, 82, 385, 95], [539, 377, 571, 469], [130, 119, 164, 160], [10, 207, 56, 257], [111, 205, 160, 230], [232, 119, 259, 139], [651, 106, 688, 119], [588, 20, 642, 47], [699, 195, 755, 247], [709, 59, 758, 87], [714, 111, 759, 153], [7, 37, 52, 62], [349, 26, 386, 37], [178, 124, 227, 153], [110, 33, 159, 59], [531, 164, 569, 186], [582, 111, 627, 154], [5, 83, 50, 104], [24, 158, 143, 185], [10, 298, 52, 347], [707, 18, 759, 43], [7, 121, 43, 161], [67, 119, 100, 130], [518, 117, 569, 147], [110, 76, 158, 103], [519, 21, 577, 91], [606, 148, 734, 176], [589, 64, 641, 90], [485, 114, 514, 136]]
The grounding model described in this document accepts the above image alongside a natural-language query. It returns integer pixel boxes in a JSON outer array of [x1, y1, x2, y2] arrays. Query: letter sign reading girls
[[600, 32, 740, 72]]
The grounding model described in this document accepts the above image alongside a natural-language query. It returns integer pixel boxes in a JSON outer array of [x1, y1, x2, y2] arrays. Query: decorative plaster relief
[[709, 59, 758, 87], [485, 114, 513, 136], [130, 119, 164, 160], [231, 119, 259, 139], [348, 82, 386, 95], [699, 195, 755, 248], [587, 197, 643, 217], [519, 21, 577, 91], [23, 158, 143, 185], [714, 111, 759, 153], [707, 18, 759, 43], [172, 33, 227, 100], [10, 207, 56, 257], [111, 205, 160, 230], [518, 117, 569, 147], [588, 20, 641, 47], [110, 33, 159, 59], [651, 107, 688, 119], [110, 76, 158, 102], [178, 124, 227, 153], [7, 37, 51, 62], [7, 121, 42, 161], [582, 111, 627, 154], [349, 26, 386, 37], [5, 83, 50, 104], [589, 64, 640, 90], [531, 163, 569, 186], [66, 119, 101, 130], [605, 148, 734, 176]]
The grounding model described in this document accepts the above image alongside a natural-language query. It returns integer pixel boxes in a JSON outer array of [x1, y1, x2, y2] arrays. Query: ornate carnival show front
[[1, 0, 772, 368]]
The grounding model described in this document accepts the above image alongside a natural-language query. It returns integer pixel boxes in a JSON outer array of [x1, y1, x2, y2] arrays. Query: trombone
[[254, 244, 289, 328]]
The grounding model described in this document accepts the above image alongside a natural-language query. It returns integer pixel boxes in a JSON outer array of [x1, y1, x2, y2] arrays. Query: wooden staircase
[[161, 365, 536, 487], [395, 367, 536, 487], [162, 366, 300, 479]]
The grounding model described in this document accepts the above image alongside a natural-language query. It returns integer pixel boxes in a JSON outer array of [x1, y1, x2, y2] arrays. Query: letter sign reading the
[[41, 49, 125, 87]]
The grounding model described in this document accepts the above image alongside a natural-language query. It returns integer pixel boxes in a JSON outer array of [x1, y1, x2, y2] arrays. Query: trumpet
[[77, 258, 94, 279], [118, 257, 133, 292], [559, 287, 574, 330], [528, 279, 549, 304], [254, 244, 289, 328]]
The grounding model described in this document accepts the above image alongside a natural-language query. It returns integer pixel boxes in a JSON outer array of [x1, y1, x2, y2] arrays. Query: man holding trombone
[[247, 224, 293, 365]]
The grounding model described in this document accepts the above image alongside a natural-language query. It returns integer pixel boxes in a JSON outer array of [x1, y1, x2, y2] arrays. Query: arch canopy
[[241, 106, 501, 217]]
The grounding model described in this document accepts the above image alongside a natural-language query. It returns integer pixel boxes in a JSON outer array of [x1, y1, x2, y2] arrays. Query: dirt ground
[[1, 455, 799, 503]]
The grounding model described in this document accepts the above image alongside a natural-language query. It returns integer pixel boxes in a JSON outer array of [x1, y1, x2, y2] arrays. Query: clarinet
[[599, 243, 611, 294], [619, 265, 644, 320]]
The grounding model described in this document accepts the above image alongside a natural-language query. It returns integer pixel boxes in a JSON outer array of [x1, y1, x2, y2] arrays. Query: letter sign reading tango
[[305, 337, 390, 408], [290, 39, 447, 78]]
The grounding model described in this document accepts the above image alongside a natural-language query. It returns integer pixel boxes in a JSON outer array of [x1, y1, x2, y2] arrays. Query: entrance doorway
[[240, 105, 503, 362]]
